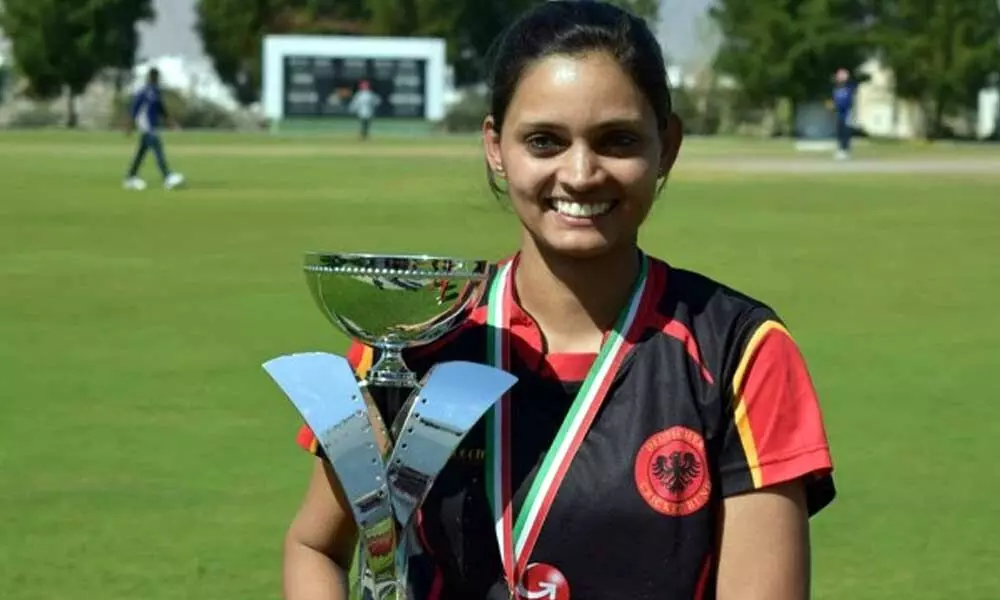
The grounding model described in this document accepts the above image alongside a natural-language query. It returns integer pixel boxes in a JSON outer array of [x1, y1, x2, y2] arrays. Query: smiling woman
[[483, 49, 672, 262], [282, 2, 836, 600]]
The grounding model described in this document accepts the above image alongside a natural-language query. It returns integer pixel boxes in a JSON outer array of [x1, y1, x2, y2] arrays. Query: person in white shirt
[[348, 80, 382, 141]]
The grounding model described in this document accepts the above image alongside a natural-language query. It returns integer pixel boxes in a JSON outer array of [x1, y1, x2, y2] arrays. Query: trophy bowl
[[304, 252, 495, 388]]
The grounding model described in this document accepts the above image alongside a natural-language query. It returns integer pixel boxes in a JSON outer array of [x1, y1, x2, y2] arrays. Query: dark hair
[[147, 67, 160, 83], [484, 1, 673, 196]]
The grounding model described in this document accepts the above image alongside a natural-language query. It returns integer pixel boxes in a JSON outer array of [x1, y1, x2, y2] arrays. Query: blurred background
[[0, 0, 997, 140]]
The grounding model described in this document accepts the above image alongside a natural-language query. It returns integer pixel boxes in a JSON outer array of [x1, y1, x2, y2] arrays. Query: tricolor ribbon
[[485, 252, 651, 595]]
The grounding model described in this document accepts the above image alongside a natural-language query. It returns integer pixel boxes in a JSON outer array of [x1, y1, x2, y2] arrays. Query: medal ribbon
[[485, 252, 651, 594]]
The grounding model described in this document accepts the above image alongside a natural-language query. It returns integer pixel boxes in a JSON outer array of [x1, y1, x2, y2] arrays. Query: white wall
[[0, 25, 10, 69], [978, 87, 999, 139], [854, 57, 925, 139], [262, 35, 447, 121]]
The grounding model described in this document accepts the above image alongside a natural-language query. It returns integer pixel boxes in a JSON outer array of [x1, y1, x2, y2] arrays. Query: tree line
[[0, 0, 997, 138], [711, 0, 1000, 138]]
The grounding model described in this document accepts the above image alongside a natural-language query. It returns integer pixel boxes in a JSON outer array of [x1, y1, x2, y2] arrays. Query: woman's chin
[[535, 230, 620, 260]]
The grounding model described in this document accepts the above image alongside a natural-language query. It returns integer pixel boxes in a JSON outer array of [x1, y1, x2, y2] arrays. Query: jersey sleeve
[[717, 319, 835, 516], [294, 339, 374, 457]]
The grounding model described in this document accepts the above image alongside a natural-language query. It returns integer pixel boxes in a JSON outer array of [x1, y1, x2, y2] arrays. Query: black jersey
[[296, 255, 835, 599]]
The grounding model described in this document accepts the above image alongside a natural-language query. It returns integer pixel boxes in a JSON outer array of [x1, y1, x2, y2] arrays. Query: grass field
[[1, 130, 999, 600]]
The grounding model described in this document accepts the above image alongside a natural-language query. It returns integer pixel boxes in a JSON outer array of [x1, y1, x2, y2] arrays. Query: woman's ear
[[658, 113, 684, 178], [482, 115, 505, 177]]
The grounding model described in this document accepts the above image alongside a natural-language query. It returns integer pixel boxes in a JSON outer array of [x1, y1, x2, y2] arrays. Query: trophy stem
[[367, 344, 418, 389]]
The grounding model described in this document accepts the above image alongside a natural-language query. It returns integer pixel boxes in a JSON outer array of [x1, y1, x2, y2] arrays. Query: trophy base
[[367, 369, 418, 389], [366, 346, 418, 389]]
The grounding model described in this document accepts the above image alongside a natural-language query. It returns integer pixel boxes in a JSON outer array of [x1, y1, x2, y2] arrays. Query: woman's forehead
[[504, 53, 653, 127]]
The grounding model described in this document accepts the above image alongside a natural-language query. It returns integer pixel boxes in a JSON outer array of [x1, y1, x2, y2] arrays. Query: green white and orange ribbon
[[485, 252, 651, 594]]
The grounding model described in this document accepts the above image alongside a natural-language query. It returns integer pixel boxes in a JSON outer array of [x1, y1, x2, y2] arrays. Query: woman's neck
[[513, 236, 641, 354]]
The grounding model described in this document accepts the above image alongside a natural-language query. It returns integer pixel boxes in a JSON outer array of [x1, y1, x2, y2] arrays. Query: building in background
[[0, 29, 9, 67], [0, 10, 12, 105], [852, 58, 926, 140], [852, 58, 998, 140], [979, 82, 999, 140]]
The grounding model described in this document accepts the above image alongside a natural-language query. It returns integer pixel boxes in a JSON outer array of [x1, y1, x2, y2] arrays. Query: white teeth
[[551, 199, 614, 218]]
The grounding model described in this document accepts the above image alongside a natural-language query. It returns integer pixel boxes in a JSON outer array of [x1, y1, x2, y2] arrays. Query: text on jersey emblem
[[634, 426, 711, 516]]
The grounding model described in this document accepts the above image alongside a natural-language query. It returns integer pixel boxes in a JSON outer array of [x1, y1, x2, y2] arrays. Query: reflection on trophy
[[262, 253, 518, 600]]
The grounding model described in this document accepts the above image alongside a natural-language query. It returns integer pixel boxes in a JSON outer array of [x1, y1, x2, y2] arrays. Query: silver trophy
[[263, 253, 517, 600]]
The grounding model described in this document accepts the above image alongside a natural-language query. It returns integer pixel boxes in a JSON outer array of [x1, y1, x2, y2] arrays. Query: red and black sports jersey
[[295, 256, 835, 600]]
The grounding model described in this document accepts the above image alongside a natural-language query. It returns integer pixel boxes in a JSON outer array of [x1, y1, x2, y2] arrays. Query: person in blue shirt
[[830, 68, 858, 160], [123, 68, 185, 190]]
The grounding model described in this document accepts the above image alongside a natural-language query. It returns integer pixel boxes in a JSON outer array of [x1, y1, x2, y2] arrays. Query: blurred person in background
[[830, 68, 858, 160], [123, 67, 185, 191], [348, 80, 382, 141]]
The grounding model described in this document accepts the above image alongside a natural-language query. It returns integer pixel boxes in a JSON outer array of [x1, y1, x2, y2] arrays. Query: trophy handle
[[385, 361, 518, 529], [262, 352, 400, 595], [264, 352, 517, 600]]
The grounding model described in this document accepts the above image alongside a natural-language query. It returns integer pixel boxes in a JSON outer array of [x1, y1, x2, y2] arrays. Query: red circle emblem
[[634, 426, 711, 516], [516, 563, 570, 600]]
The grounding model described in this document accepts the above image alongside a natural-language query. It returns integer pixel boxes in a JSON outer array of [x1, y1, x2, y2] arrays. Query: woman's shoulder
[[641, 257, 812, 395], [650, 257, 781, 333]]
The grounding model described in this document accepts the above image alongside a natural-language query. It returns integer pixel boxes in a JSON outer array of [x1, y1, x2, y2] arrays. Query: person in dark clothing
[[123, 67, 185, 190], [831, 68, 858, 160]]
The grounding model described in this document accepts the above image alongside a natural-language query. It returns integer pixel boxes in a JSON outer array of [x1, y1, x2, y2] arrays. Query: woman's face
[[484, 51, 681, 260]]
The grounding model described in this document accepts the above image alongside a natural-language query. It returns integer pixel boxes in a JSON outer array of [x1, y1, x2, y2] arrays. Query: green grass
[[1, 131, 998, 600]]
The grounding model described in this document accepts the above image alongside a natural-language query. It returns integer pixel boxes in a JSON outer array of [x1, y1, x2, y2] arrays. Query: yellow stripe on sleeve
[[731, 320, 790, 489]]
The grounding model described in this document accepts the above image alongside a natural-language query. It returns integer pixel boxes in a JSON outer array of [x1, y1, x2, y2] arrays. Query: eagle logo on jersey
[[634, 426, 711, 517], [652, 451, 701, 494]]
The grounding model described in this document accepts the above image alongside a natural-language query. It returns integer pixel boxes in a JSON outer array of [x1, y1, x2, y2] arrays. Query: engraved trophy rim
[[304, 251, 495, 278]]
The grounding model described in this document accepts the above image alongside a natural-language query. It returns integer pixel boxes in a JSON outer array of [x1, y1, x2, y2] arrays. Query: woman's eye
[[600, 131, 644, 156], [526, 134, 561, 152], [606, 132, 640, 147]]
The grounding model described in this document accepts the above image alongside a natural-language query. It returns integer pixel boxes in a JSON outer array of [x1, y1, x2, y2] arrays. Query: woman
[[282, 2, 836, 599]]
